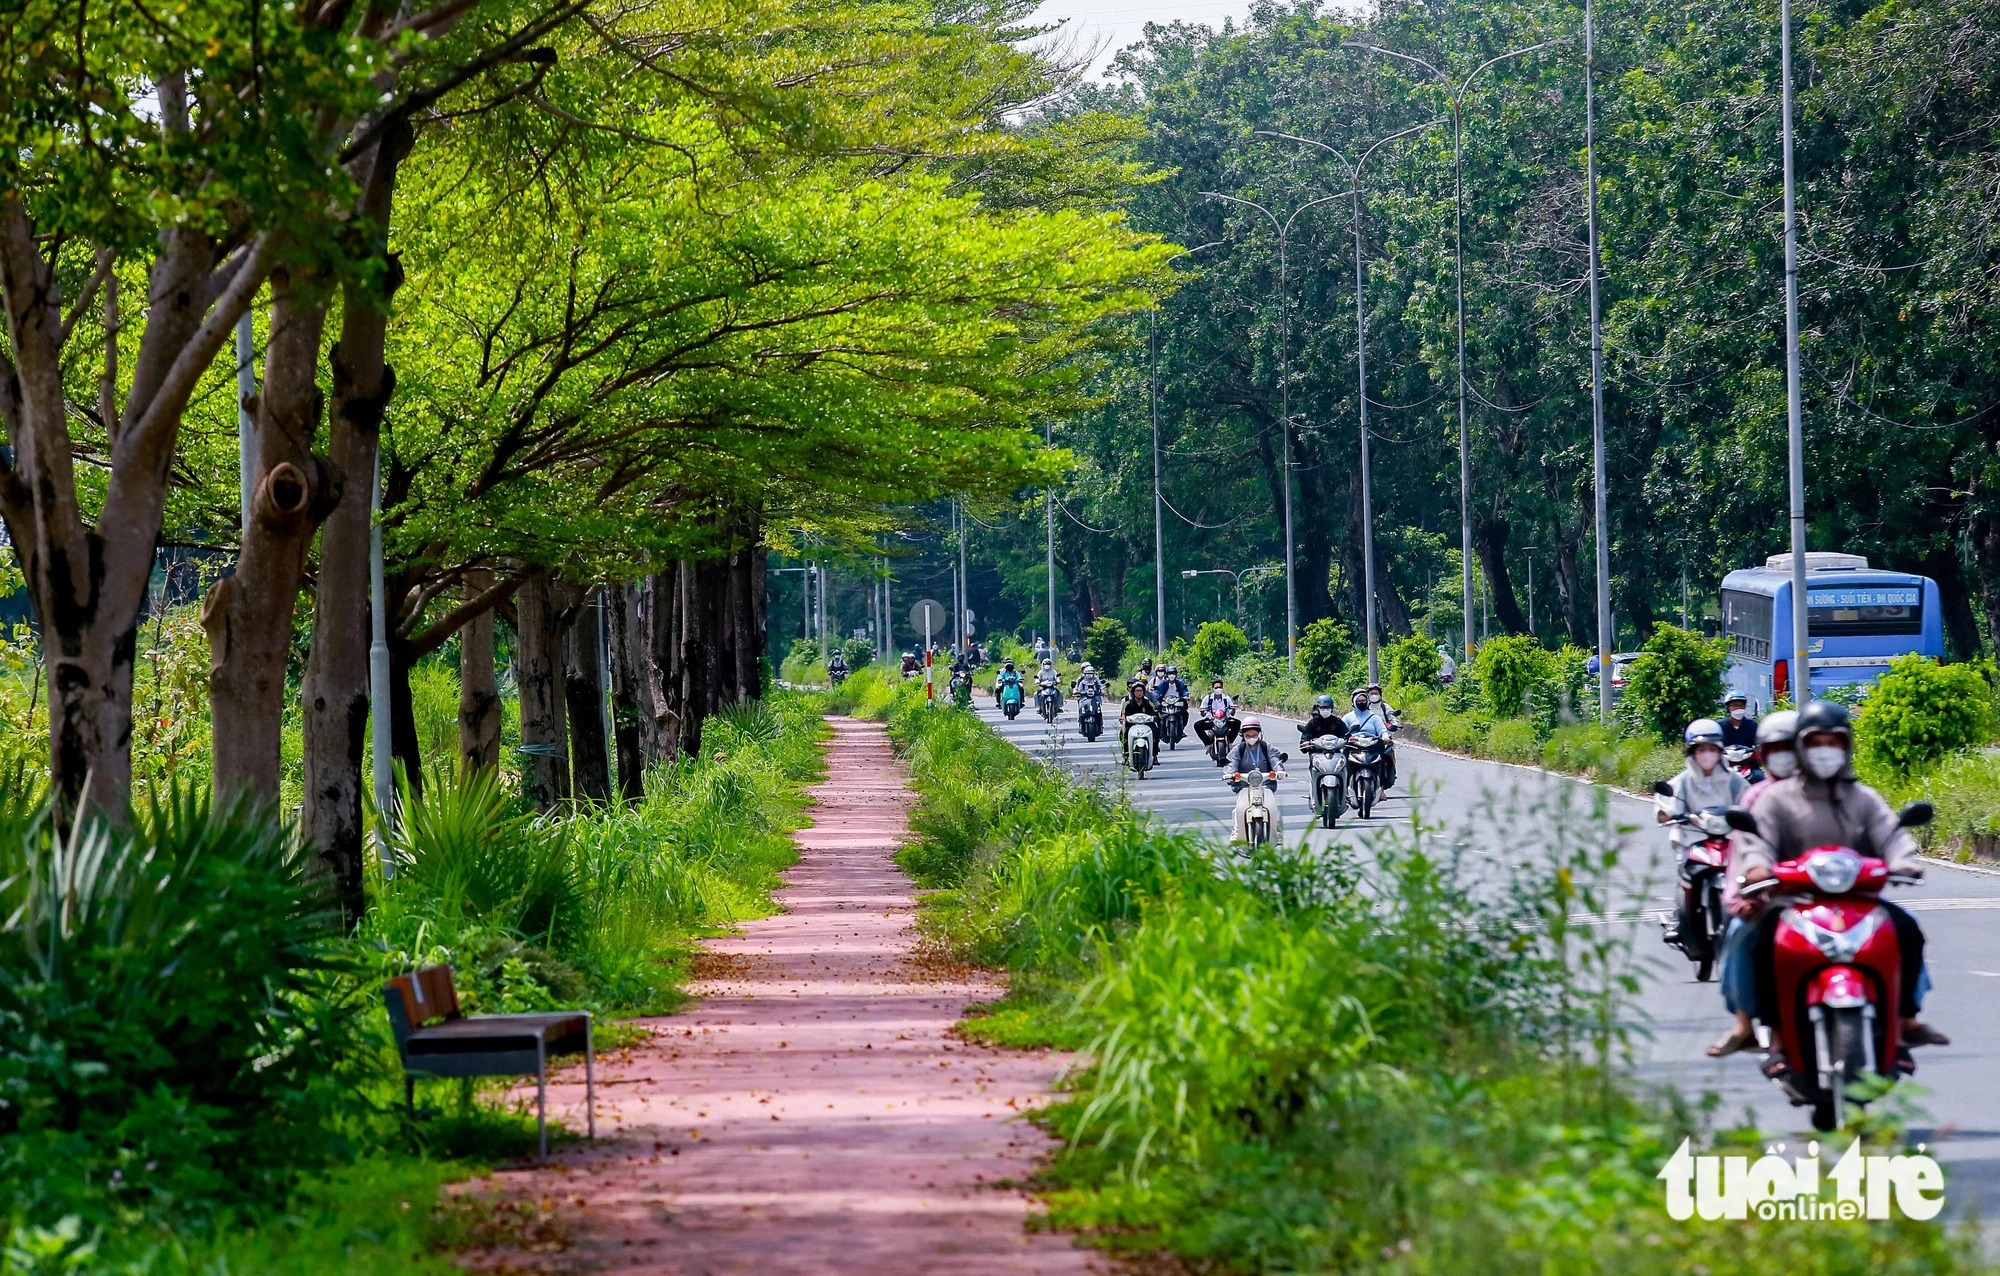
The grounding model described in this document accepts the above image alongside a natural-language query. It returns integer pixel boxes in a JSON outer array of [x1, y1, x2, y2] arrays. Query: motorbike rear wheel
[[1357, 774, 1376, 820], [1133, 745, 1151, 777]]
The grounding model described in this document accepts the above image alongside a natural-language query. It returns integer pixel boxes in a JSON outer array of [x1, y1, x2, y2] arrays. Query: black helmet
[[1795, 699, 1852, 744]]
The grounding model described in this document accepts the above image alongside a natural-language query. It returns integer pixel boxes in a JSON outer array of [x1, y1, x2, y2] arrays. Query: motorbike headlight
[[1697, 812, 1731, 837], [1802, 851, 1862, 896]]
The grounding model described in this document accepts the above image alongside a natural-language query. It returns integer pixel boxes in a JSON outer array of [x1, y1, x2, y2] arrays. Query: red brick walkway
[[459, 716, 1098, 1273]]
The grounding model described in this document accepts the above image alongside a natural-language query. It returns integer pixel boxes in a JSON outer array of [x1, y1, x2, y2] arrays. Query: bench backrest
[[384, 965, 461, 1051]]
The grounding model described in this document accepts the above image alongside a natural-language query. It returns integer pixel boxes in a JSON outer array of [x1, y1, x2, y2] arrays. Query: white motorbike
[[1231, 757, 1289, 845], [1126, 712, 1157, 778], [1297, 733, 1345, 828]]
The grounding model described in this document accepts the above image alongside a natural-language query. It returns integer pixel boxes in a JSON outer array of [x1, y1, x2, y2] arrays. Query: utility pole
[[957, 499, 970, 654], [1046, 420, 1057, 650], [1780, 0, 1811, 702], [1585, 0, 1614, 722], [367, 447, 395, 875], [1151, 309, 1166, 656]]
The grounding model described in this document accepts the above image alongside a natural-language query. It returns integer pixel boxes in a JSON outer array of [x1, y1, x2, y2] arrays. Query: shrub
[[1853, 654, 1997, 776], [1335, 646, 1370, 697], [1428, 711, 1490, 754], [1083, 616, 1132, 675], [1385, 633, 1441, 690], [1619, 623, 1728, 743], [1472, 634, 1552, 718], [1485, 718, 1541, 764], [1296, 619, 1351, 691], [1542, 722, 1619, 775], [1187, 621, 1249, 682], [839, 637, 875, 671]]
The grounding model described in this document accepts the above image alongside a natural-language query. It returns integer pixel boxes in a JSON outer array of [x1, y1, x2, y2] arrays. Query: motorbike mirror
[[1278, 752, 1289, 763], [1723, 807, 1759, 835], [1897, 801, 1935, 829], [1650, 780, 1674, 798]]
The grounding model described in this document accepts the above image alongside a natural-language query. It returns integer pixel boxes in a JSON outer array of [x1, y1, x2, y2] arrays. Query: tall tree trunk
[[650, 566, 686, 758], [515, 572, 573, 811], [1550, 519, 1589, 647], [0, 166, 263, 821], [564, 589, 611, 801], [606, 582, 648, 799], [389, 639, 424, 800], [204, 266, 341, 806], [1921, 544, 1982, 661], [1471, 514, 1530, 636], [458, 568, 502, 772], [300, 124, 407, 920]]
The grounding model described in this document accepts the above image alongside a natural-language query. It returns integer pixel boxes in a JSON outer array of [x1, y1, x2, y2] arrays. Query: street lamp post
[[1342, 38, 1567, 671], [1182, 566, 1281, 629], [1151, 241, 1226, 657], [1258, 121, 1444, 688], [1779, 0, 1811, 701], [1199, 190, 1345, 667], [1045, 420, 1057, 650]]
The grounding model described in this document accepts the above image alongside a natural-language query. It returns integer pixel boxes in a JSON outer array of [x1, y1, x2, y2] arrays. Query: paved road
[[974, 695, 2000, 1216]]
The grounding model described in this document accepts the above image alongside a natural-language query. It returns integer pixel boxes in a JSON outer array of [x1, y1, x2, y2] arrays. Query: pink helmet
[[1239, 715, 1263, 732]]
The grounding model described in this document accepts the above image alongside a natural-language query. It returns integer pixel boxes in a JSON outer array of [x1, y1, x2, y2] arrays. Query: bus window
[[1722, 589, 1773, 662], [1805, 585, 1921, 637]]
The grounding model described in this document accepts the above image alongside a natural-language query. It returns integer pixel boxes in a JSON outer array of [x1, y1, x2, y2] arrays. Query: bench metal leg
[[536, 1038, 548, 1162], [585, 1017, 596, 1140]]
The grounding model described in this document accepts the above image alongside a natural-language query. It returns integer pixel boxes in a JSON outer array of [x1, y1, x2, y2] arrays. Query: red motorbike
[[1652, 782, 1731, 982], [1726, 801, 1931, 1132]]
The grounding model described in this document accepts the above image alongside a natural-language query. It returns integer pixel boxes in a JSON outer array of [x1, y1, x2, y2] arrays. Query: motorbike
[[1725, 800, 1932, 1132], [1035, 682, 1063, 723], [1126, 711, 1157, 778], [1078, 690, 1104, 741], [1342, 732, 1390, 820], [1297, 733, 1345, 828], [1651, 781, 1731, 982], [1724, 744, 1762, 783], [997, 679, 1025, 719], [949, 669, 973, 709], [828, 662, 849, 687], [1204, 710, 1240, 767], [1230, 756, 1289, 846], [1159, 692, 1187, 748]]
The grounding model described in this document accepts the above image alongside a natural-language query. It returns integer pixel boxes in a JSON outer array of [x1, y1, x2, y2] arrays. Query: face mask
[[1369, 694, 1383, 704], [1692, 748, 1720, 774], [1805, 746, 1847, 779], [1317, 707, 1335, 718], [1729, 707, 1746, 719], [1764, 749, 1798, 779]]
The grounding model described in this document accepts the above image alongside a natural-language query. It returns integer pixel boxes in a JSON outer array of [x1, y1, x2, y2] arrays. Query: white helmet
[[1683, 718, 1725, 753], [1080, 663, 1094, 674]]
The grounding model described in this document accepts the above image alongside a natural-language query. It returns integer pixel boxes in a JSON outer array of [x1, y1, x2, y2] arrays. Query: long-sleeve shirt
[[1344, 709, 1391, 740], [1663, 763, 1748, 851], [1200, 691, 1235, 718], [1732, 770, 1922, 877], [1720, 714, 1758, 748], [1225, 736, 1280, 777]]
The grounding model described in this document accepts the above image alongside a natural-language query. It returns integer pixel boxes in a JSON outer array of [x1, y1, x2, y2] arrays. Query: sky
[[1028, 0, 1259, 79]]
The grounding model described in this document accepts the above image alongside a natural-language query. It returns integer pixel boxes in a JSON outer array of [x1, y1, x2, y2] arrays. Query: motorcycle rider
[[1437, 644, 1457, 685], [1071, 661, 1106, 702], [1364, 683, 1400, 788], [1300, 693, 1346, 742], [1225, 715, 1284, 842], [1035, 657, 1062, 711], [1707, 709, 1797, 1056], [1660, 719, 1748, 950], [992, 659, 1023, 705], [827, 648, 849, 678], [1720, 689, 1757, 750], [1158, 664, 1188, 700], [1118, 676, 1157, 763], [1731, 699, 1948, 1054], [1194, 678, 1237, 752], [900, 649, 921, 677]]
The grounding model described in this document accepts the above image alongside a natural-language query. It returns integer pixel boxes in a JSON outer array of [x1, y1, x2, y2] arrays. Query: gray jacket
[[1731, 769, 1922, 877], [1225, 736, 1280, 778]]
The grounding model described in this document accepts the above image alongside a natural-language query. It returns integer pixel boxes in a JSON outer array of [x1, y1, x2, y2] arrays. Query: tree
[[1854, 655, 1997, 777], [1297, 619, 1352, 691], [1621, 625, 1729, 744], [1188, 622, 1249, 682], [1084, 617, 1132, 674]]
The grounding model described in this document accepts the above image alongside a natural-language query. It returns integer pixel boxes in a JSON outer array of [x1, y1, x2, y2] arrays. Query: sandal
[[1707, 1027, 1758, 1058], [1904, 1022, 1951, 1047]]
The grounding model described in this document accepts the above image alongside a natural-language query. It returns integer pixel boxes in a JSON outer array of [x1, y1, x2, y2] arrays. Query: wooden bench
[[384, 964, 595, 1160]]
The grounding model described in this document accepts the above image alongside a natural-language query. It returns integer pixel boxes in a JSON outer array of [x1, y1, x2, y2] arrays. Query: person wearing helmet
[[1365, 683, 1400, 788], [1720, 689, 1757, 750], [1194, 678, 1237, 752], [1437, 644, 1457, 685], [1071, 661, 1105, 705], [1301, 693, 1346, 742], [992, 658, 1023, 703], [1659, 716, 1748, 956], [1707, 709, 1798, 1056], [1224, 715, 1285, 841], [1731, 700, 1946, 1053], [1160, 664, 1187, 699], [1118, 676, 1156, 763]]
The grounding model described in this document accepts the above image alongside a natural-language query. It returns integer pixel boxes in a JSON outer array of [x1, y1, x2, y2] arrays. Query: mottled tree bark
[[564, 589, 611, 802], [606, 582, 649, 799], [515, 572, 573, 811], [458, 567, 502, 773]]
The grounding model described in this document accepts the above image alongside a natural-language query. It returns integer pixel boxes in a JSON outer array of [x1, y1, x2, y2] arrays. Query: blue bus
[[1720, 553, 1942, 714]]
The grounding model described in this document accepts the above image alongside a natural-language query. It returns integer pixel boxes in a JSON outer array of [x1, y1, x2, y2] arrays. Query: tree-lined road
[[976, 697, 2000, 1216]]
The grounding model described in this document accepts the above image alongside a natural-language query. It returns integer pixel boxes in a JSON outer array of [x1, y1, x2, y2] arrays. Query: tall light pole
[[1151, 240, 1226, 656], [368, 446, 394, 874], [1260, 121, 1442, 687], [1045, 419, 1057, 648], [1583, 0, 1614, 721], [1343, 38, 1566, 669], [1200, 190, 1344, 666], [1779, 0, 1811, 701], [957, 499, 970, 654]]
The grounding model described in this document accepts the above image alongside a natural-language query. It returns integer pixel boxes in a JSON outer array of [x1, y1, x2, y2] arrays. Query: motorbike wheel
[[1357, 776, 1376, 820], [1133, 746, 1150, 777], [1695, 956, 1714, 983], [1320, 797, 1337, 829]]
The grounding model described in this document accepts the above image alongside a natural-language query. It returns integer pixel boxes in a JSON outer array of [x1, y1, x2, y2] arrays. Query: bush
[[840, 637, 875, 671], [1385, 633, 1442, 690], [1853, 654, 1997, 776], [1187, 621, 1249, 682], [1083, 616, 1132, 675], [1485, 717, 1541, 764], [0, 789, 365, 1228], [1296, 619, 1351, 691], [1472, 633, 1553, 718], [1619, 623, 1728, 743]]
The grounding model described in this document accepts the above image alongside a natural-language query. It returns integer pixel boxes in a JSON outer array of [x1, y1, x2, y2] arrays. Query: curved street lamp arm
[[1453, 37, 1572, 108], [1170, 238, 1228, 264], [1359, 116, 1448, 170], [1339, 41, 1444, 82], [1199, 190, 1279, 235], [1283, 191, 1347, 235]]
